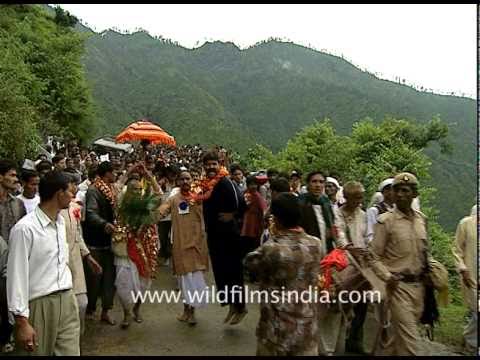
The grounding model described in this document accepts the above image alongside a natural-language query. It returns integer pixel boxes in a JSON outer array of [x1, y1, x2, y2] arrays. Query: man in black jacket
[[202, 151, 247, 325], [84, 162, 117, 325]]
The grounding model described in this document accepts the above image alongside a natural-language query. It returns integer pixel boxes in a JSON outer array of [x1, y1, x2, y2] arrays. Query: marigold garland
[[192, 166, 229, 202], [94, 178, 116, 208]]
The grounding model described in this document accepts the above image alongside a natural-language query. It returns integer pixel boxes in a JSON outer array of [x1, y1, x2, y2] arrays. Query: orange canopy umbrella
[[115, 120, 176, 147]]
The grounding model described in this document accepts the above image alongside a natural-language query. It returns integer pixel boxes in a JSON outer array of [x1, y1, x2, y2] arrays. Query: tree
[[249, 116, 461, 302], [0, 4, 96, 161], [243, 144, 275, 171], [0, 43, 42, 161], [53, 6, 78, 28]]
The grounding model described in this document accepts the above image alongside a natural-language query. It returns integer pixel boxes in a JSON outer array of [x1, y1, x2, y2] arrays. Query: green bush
[[247, 117, 461, 302], [0, 5, 96, 161]]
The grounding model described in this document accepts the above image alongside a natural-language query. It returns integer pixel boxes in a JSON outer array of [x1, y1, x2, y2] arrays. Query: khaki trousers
[[379, 282, 424, 356], [317, 303, 348, 355], [15, 289, 80, 356]]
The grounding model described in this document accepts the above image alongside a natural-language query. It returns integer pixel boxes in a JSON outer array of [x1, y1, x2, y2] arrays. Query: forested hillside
[[78, 28, 475, 230], [0, 4, 95, 160]]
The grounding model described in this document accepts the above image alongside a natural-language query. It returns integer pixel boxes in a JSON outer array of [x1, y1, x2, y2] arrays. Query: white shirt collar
[[35, 206, 62, 229]]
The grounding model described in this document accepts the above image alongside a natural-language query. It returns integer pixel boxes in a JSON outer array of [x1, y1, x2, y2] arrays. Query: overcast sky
[[55, 4, 476, 98]]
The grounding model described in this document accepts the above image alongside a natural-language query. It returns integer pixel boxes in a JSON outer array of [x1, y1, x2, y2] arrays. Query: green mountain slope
[[80, 30, 475, 231]]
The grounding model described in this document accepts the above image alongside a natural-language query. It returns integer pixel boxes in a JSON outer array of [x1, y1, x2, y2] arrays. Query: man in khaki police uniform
[[368, 172, 429, 356]]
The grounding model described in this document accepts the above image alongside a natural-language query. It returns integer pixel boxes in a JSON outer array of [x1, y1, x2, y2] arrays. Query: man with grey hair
[[325, 177, 341, 211], [337, 181, 369, 354]]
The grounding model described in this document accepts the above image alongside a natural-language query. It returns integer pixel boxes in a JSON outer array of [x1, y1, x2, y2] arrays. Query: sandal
[[230, 309, 248, 325], [133, 312, 143, 323], [187, 308, 197, 326], [177, 312, 189, 322], [223, 306, 236, 324], [120, 319, 130, 329], [101, 314, 117, 326]]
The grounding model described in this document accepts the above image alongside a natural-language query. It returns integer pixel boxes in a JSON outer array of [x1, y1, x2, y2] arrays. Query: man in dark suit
[[202, 151, 247, 325], [84, 161, 116, 325]]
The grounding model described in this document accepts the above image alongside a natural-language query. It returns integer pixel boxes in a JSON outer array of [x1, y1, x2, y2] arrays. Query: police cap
[[393, 172, 418, 187]]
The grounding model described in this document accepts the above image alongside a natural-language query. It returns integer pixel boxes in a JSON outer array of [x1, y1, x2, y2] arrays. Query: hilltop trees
[[0, 4, 95, 161], [246, 116, 462, 302], [246, 116, 450, 199]]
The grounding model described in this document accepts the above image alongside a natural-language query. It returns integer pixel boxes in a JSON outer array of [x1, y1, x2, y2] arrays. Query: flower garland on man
[[157, 170, 210, 325], [194, 166, 229, 202], [200, 150, 248, 325]]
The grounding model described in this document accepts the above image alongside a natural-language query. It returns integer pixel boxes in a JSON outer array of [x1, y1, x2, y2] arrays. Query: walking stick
[[343, 250, 389, 355], [371, 295, 391, 355]]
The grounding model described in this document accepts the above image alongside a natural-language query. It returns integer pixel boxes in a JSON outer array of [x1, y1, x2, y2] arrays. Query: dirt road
[[80, 265, 461, 356]]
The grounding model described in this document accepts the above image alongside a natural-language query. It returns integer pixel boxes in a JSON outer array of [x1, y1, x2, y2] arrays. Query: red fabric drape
[[320, 248, 348, 290]]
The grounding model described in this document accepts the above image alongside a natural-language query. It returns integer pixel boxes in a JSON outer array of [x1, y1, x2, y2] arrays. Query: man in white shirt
[[337, 181, 369, 354], [366, 178, 394, 242], [17, 170, 40, 214], [325, 177, 341, 212], [7, 171, 80, 355], [75, 168, 96, 217], [338, 181, 368, 249]]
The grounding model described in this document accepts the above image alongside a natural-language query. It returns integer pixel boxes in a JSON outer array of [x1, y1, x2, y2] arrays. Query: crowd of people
[[0, 137, 476, 356]]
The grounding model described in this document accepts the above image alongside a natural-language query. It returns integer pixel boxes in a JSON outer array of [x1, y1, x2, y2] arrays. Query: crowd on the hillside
[[0, 138, 477, 356]]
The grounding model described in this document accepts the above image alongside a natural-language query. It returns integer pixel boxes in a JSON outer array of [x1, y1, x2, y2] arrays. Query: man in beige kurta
[[337, 181, 369, 354], [159, 171, 209, 325], [61, 185, 102, 336], [368, 172, 428, 356], [452, 205, 477, 353]]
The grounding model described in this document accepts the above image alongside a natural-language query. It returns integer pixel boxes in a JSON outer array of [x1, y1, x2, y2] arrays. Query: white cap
[[22, 159, 36, 171], [326, 177, 340, 189], [378, 178, 394, 192]]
